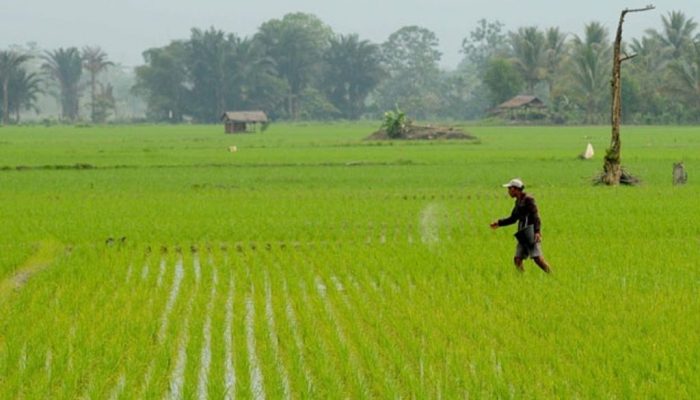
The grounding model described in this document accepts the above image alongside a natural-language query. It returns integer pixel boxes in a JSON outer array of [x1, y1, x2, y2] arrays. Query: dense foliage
[[1, 10, 700, 123]]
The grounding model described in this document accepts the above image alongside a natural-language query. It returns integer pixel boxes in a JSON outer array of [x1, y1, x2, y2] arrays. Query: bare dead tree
[[600, 5, 655, 185]]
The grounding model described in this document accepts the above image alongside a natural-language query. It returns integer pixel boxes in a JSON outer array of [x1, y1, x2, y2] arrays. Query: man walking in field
[[490, 178, 552, 273]]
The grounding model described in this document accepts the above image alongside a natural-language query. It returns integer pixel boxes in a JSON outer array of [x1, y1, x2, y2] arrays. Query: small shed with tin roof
[[221, 111, 268, 133]]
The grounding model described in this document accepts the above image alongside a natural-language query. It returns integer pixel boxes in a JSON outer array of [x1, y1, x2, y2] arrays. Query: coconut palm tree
[[627, 36, 672, 119], [254, 13, 333, 119], [509, 26, 547, 94], [82, 46, 113, 122], [544, 27, 568, 98], [666, 42, 700, 117], [42, 47, 83, 122], [8, 68, 43, 123], [569, 22, 612, 123], [322, 34, 384, 119], [230, 37, 286, 117], [646, 11, 698, 59], [0, 50, 31, 125], [629, 36, 672, 74]]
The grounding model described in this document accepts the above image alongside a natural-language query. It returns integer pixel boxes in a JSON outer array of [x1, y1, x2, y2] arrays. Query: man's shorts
[[515, 242, 542, 259]]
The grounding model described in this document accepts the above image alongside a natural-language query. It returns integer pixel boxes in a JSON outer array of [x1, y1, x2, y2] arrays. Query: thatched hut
[[492, 95, 547, 121], [221, 111, 268, 133]]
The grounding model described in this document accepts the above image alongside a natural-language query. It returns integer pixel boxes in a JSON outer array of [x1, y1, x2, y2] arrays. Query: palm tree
[[569, 22, 612, 123], [509, 26, 547, 94], [233, 37, 276, 90], [544, 27, 568, 98], [8, 69, 42, 123], [627, 36, 671, 118], [0, 50, 31, 125], [42, 47, 83, 122], [186, 28, 250, 122], [665, 43, 700, 116], [229, 37, 286, 117], [254, 13, 333, 119], [82, 46, 113, 122], [323, 34, 384, 119], [629, 36, 672, 74], [646, 11, 698, 59], [91, 82, 116, 123]]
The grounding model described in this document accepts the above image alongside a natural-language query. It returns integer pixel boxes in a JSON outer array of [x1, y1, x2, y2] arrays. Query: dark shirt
[[497, 193, 541, 233]]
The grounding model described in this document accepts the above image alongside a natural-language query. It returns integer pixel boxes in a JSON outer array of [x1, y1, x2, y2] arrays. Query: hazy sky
[[2, 0, 698, 69]]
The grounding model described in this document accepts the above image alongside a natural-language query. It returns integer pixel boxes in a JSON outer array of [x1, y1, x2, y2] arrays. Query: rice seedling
[[0, 123, 698, 397]]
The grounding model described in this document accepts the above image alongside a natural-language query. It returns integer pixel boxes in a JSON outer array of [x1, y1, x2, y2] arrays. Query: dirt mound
[[366, 125, 476, 141]]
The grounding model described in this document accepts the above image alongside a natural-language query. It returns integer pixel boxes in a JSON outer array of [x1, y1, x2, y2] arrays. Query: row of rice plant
[[1, 231, 698, 398], [1, 123, 699, 397]]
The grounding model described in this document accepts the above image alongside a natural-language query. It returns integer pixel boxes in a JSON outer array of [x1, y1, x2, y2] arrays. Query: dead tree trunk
[[601, 5, 654, 185]]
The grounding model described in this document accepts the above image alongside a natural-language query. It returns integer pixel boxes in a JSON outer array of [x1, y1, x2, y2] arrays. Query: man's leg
[[533, 256, 551, 273], [514, 244, 526, 272], [513, 257, 525, 272]]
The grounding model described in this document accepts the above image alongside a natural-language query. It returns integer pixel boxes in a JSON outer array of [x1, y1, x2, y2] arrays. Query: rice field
[[0, 123, 699, 398]]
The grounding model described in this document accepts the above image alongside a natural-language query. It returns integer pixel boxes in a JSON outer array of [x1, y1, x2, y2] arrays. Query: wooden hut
[[492, 95, 546, 121], [221, 111, 268, 133]]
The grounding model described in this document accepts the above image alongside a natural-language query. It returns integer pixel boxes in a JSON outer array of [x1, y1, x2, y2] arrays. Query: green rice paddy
[[0, 123, 698, 398]]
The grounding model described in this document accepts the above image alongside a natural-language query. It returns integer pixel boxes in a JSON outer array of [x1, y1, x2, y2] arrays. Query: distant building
[[221, 111, 268, 133], [492, 95, 547, 121]]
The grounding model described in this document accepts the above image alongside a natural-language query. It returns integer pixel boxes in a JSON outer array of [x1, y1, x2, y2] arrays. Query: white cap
[[502, 178, 524, 189]]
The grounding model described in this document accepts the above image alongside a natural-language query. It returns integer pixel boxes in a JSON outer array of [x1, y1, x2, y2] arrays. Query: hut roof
[[496, 95, 545, 109], [221, 111, 268, 123]]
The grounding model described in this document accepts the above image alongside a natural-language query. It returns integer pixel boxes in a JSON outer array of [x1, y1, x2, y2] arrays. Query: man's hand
[[535, 232, 542, 242], [489, 221, 499, 229]]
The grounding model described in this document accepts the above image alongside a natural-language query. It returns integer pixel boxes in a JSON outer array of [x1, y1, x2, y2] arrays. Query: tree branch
[[620, 53, 638, 62], [623, 5, 655, 16], [624, 5, 655, 13]]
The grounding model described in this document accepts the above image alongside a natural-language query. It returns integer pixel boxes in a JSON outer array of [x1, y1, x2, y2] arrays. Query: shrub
[[382, 106, 408, 138]]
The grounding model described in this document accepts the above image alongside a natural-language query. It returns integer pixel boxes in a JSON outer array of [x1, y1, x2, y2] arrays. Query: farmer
[[489, 178, 552, 273]]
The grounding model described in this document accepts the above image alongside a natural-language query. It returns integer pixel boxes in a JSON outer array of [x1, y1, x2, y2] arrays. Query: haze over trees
[[82, 46, 115, 123], [41, 47, 84, 122], [0, 51, 32, 125], [1, 9, 699, 124], [322, 34, 384, 120], [375, 25, 443, 119]]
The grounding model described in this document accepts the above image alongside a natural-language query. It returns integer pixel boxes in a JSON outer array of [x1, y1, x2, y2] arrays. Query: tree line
[[1, 10, 699, 125], [0, 46, 116, 124]]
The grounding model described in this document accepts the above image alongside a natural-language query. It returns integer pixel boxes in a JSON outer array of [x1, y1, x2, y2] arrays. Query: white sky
[[1, 0, 697, 69]]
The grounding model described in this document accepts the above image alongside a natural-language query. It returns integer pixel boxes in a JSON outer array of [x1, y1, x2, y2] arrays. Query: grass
[[0, 122, 698, 398]]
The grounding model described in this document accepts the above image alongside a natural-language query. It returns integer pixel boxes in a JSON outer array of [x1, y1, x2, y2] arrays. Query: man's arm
[[498, 207, 519, 227], [491, 206, 518, 229]]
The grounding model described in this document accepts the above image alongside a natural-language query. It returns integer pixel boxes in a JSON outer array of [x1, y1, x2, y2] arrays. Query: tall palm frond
[[8, 68, 43, 123], [186, 28, 237, 121], [42, 47, 83, 122], [569, 23, 612, 123], [0, 50, 31, 124], [323, 34, 384, 118], [509, 27, 547, 94], [82, 46, 113, 122], [665, 43, 700, 112], [544, 27, 568, 97], [645, 11, 698, 59], [629, 36, 672, 74]]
